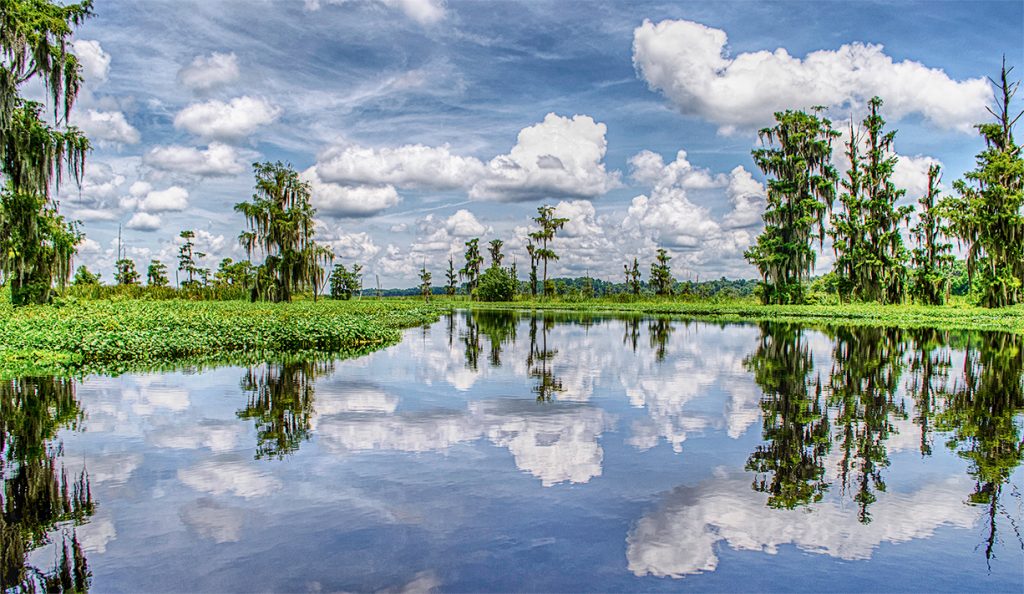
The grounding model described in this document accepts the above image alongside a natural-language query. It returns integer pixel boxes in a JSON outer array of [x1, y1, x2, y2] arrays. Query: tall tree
[[488, 239, 504, 267], [526, 241, 539, 298], [624, 257, 642, 295], [830, 121, 866, 302], [460, 238, 483, 297], [419, 262, 432, 302], [0, 0, 93, 305], [528, 205, 568, 298], [177, 230, 197, 287], [942, 60, 1024, 308], [235, 162, 331, 302], [649, 248, 673, 296], [114, 258, 139, 285], [445, 255, 458, 296], [858, 97, 912, 303], [745, 109, 839, 304], [147, 259, 169, 287], [911, 165, 955, 304]]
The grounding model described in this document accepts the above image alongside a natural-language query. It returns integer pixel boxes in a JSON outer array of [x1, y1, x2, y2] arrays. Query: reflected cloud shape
[[178, 457, 282, 498], [316, 400, 611, 486], [150, 419, 244, 453], [626, 472, 976, 578], [180, 497, 246, 543]]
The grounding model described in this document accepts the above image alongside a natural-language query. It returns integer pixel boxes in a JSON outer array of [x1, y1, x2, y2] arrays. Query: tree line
[[1, 0, 1020, 308]]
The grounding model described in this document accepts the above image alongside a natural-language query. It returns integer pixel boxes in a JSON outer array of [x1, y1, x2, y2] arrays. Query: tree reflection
[[473, 310, 517, 367], [936, 332, 1024, 563], [622, 317, 640, 353], [237, 361, 334, 459], [461, 314, 481, 372], [1, 377, 93, 592], [826, 326, 907, 524], [528, 315, 563, 402], [744, 322, 831, 509], [907, 328, 953, 457], [647, 318, 674, 362]]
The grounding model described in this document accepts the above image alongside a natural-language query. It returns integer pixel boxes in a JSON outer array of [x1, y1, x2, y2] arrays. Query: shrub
[[477, 266, 517, 302]]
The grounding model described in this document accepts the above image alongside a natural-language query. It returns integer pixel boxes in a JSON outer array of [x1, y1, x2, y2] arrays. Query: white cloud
[[722, 166, 766, 229], [144, 142, 247, 177], [302, 167, 400, 217], [174, 96, 281, 141], [632, 18, 992, 133], [445, 209, 486, 236], [470, 113, 621, 201], [74, 109, 140, 145], [322, 229, 382, 261], [178, 52, 240, 92], [315, 143, 485, 190], [139, 186, 189, 212], [126, 212, 162, 231], [71, 39, 110, 84], [178, 459, 281, 498], [306, 0, 446, 25]]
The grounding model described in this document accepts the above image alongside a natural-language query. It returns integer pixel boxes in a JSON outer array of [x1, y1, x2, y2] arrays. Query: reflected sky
[[5, 311, 1023, 592]]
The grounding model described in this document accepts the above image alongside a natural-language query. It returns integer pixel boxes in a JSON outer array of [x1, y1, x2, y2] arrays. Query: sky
[[53, 0, 1024, 287]]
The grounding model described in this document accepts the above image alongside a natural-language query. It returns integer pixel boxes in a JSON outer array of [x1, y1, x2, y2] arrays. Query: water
[[3, 310, 1023, 592]]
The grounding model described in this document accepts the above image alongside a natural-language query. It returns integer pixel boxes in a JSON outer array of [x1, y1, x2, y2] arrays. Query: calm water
[[3, 310, 1023, 592]]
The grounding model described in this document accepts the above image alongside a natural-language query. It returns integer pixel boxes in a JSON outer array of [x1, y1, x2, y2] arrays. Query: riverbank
[[0, 298, 447, 378], [462, 297, 1024, 333]]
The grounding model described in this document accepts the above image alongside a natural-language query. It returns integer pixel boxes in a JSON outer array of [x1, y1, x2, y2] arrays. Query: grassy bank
[[0, 297, 448, 378], [462, 296, 1024, 333]]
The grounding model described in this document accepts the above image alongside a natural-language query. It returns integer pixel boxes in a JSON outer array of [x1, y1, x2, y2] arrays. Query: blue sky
[[59, 0, 1023, 286]]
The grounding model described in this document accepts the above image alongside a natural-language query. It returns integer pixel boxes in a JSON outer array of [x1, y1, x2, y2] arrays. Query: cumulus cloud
[[305, 0, 446, 25], [71, 39, 110, 84], [445, 208, 486, 236], [321, 229, 382, 261], [302, 167, 400, 217], [139, 186, 189, 212], [144, 142, 247, 177], [632, 18, 992, 133], [315, 143, 485, 190], [174, 96, 281, 141], [470, 113, 621, 201], [73, 109, 141, 144], [126, 212, 162, 231], [178, 52, 240, 92]]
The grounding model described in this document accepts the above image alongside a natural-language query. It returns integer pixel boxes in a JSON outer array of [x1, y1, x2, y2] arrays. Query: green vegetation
[[0, 296, 447, 378]]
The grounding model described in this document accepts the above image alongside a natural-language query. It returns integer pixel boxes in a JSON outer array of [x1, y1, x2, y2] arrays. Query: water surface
[[4, 311, 1023, 592]]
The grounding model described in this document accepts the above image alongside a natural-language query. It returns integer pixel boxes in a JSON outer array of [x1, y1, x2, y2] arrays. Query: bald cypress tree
[[0, 0, 93, 305], [911, 165, 955, 304], [942, 60, 1024, 308], [745, 109, 839, 304]]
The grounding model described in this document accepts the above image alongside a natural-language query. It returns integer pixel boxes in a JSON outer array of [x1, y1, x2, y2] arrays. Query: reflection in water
[[528, 315, 563, 402], [1, 378, 93, 592], [937, 332, 1024, 562], [237, 361, 334, 459], [744, 323, 831, 509], [826, 326, 907, 524], [1, 311, 1021, 590], [744, 322, 1024, 558]]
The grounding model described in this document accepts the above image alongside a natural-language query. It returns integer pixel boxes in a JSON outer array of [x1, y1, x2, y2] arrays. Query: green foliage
[[329, 263, 362, 300], [624, 257, 641, 295], [445, 256, 458, 295], [0, 297, 447, 377], [911, 165, 955, 304], [488, 238, 504, 267], [71, 264, 99, 286], [476, 265, 517, 302], [745, 109, 839, 304], [146, 260, 169, 287], [235, 162, 332, 302], [942, 61, 1024, 308], [460, 238, 483, 297], [649, 248, 673, 296], [529, 205, 568, 298], [418, 263, 432, 302], [0, 188, 81, 305], [831, 99, 912, 304], [0, 0, 93, 307], [114, 258, 139, 285]]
